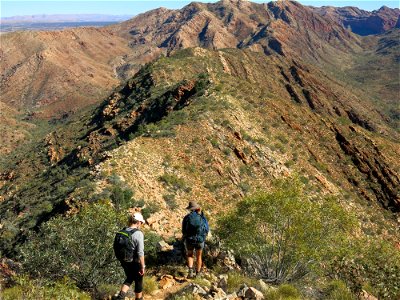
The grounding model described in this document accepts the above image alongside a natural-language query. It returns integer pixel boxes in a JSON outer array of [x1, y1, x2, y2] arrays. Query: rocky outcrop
[[45, 133, 64, 165], [334, 127, 400, 211]]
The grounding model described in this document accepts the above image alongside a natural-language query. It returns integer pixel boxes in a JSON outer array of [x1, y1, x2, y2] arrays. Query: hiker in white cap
[[113, 212, 146, 300]]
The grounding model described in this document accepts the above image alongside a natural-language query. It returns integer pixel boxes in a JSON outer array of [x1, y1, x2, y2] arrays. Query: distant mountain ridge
[[0, 14, 133, 24]]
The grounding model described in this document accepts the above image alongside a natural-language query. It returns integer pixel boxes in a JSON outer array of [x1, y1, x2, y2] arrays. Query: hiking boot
[[112, 291, 126, 300], [188, 267, 195, 279], [195, 270, 203, 278]]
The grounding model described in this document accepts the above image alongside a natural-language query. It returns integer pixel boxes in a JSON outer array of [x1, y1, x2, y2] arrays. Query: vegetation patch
[[159, 173, 191, 193], [217, 178, 356, 283]]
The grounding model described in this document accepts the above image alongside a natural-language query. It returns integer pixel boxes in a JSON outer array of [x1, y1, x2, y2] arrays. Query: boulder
[[225, 292, 239, 299], [146, 215, 158, 226], [217, 249, 239, 270], [360, 290, 378, 300], [217, 275, 228, 292], [244, 287, 265, 300], [156, 240, 173, 252], [210, 284, 227, 299], [173, 276, 187, 283], [159, 275, 175, 289], [237, 284, 249, 298], [258, 279, 275, 293], [182, 283, 208, 296]]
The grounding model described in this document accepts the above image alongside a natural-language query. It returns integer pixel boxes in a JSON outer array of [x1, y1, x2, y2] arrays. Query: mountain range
[[0, 1, 399, 296]]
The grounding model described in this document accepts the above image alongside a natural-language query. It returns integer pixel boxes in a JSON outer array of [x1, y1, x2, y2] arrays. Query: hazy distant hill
[[0, 14, 133, 32], [0, 14, 132, 24]]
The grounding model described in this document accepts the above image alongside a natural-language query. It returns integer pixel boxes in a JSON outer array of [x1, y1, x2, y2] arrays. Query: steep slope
[[1, 48, 398, 258], [329, 29, 400, 130], [0, 27, 131, 117], [0, 102, 35, 157], [312, 5, 400, 35]]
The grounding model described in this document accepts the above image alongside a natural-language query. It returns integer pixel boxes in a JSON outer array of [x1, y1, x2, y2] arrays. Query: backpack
[[200, 213, 209, 237], [113, 228, 138, 262], [185, 211, 208, 244]]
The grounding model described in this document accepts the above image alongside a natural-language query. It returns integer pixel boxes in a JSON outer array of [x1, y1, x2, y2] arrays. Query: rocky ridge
[[311, 5, 400, 35]]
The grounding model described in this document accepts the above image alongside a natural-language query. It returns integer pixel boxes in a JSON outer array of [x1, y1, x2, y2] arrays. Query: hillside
[[1, 45, 399, 298], [0, 28, 131, 116], [1, 46, 399, 250]]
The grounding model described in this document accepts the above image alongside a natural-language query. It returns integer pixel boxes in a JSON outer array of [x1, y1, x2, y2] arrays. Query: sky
[[1, 0, 399, 18]]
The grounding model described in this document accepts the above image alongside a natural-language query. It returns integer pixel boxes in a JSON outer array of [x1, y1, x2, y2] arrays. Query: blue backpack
[[185, 211, 209, 244]]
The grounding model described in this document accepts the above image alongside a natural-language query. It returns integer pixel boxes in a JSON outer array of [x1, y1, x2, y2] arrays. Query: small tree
[[19, 201, 125, 288], [217, 179, 355, 283]]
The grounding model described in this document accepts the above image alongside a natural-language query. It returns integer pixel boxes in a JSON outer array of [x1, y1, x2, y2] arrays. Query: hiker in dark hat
[[182, 201, 209, 278]]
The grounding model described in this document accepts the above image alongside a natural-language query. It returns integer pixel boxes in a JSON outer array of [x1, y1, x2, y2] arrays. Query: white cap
[[133, 212, 145, 223]]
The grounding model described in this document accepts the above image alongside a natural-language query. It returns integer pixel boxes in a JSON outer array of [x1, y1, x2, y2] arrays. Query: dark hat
[[186, 201, 200, 210]]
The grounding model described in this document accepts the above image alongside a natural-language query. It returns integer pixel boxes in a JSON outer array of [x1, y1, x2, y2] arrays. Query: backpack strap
[[125, 227, 139, 239]]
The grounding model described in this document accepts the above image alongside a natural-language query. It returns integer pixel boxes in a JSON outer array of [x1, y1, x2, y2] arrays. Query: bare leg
[[187, 249, 194, 268], [195, 249, 203, 273], [120, 284, 129, 293], [135, 292, 143, 299]]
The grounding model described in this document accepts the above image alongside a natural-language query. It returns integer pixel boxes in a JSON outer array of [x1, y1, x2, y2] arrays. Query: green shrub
[[141, 202, 161, 219], [110, 185, 134, 210], [238, 182, 251, 194], [322, 280, 355, 300], [19, 201, 125, 289], [142, 230, 163, 267], [217, 178, 356, 283], [331, 239, 400, 299], [163, 193, 178, 210], [264, 284, 301, 300], [226, 271, 258, 293], [159, 173, 191, 192], [2, 276, 90, 300], [204, 181, 225, 192], [192, 277, 212, 288], [131, 198, 146, 208], [210, 138, 219, 148], [143, 276, 158, 294]]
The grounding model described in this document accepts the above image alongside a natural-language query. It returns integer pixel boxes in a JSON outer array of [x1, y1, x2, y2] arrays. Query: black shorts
[[120, 261, 143, 293], [185, 239, 205, 251]]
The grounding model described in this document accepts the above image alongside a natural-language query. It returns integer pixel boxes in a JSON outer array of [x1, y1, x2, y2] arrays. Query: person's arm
[[135, 231, 145, 275], [182, 215, 187, 238], [138, 255, 145, 276]]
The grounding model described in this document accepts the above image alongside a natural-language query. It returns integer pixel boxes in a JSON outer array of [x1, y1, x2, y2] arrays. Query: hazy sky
[[1, 0, 399, 18]]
